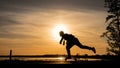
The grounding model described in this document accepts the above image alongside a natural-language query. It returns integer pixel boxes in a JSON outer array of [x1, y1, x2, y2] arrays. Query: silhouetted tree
[[101, 0, 120, 55]]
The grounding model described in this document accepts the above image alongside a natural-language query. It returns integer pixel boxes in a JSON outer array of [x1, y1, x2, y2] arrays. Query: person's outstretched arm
[[59, 37, 63, 44]]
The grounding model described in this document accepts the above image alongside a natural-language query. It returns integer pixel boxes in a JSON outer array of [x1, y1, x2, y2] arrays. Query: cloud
[[0, 32, 37, 39], [0, 16, 21, 27], [0, 0, 105, 12], [0, 13, 39, 39]]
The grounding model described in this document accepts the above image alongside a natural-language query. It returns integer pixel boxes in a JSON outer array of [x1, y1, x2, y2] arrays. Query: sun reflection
[[57, 57, 65, 60]]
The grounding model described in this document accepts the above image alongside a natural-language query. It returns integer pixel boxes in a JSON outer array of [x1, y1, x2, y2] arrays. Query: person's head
[[59, 31, 64, 37]]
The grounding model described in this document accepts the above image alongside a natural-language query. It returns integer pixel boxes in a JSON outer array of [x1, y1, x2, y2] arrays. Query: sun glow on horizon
[[57, 57, 65, 60], [52, 24, 69, 41]]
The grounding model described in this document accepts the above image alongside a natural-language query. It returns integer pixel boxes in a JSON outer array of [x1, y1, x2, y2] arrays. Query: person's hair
[[59, 31, 64, 36]]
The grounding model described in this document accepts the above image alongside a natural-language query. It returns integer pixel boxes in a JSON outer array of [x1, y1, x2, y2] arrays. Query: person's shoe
[[65, 56, 71, 61], [92, 47, 96, 53]]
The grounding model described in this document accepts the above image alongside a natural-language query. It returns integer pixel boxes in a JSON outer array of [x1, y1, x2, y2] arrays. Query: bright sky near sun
[[0, 0, 108, 55], [52, 23, 69, 40]]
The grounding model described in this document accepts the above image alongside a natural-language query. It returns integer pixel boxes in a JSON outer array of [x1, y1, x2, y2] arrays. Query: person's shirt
[[62, 33, 76, 41]]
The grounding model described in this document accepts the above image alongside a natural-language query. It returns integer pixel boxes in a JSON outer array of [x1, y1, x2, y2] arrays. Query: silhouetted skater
[[59, 31, 96, 61]]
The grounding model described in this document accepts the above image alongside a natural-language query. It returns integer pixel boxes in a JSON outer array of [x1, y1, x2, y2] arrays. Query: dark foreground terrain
[[0, 60, 119, 64], [0, 55, 119, 67], [0, 59, 120, 65], [0, 60, 119, 68]]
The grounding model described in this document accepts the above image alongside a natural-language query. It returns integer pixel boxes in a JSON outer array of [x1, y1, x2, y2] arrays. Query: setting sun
[[52, 24, 69, 40]]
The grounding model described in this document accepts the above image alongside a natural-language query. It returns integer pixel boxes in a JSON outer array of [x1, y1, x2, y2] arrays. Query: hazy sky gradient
[[0, 0, 108, 55]]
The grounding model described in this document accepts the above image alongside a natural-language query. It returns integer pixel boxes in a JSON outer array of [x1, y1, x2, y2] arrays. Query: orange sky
[[0, 0, 108, 55]]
